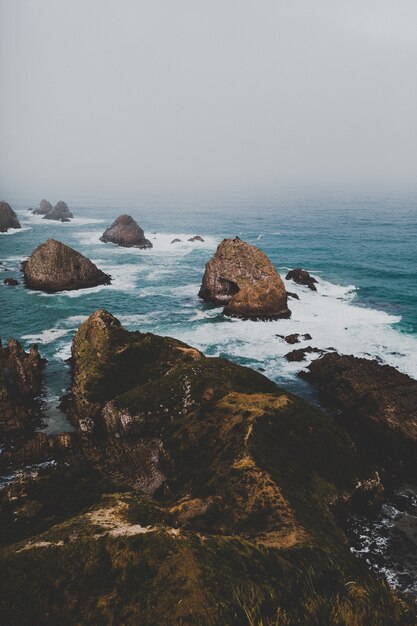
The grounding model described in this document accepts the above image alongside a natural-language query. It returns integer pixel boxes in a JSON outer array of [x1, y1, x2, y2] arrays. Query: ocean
[[1, 193, 417, 436]]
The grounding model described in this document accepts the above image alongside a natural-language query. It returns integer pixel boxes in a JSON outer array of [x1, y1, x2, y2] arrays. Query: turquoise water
[[1, 193, 417, 433]]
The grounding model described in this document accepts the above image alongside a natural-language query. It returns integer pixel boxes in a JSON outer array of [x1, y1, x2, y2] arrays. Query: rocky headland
[[100, 215, 152, 248], [22, 239, 111, 292], [1, 311, 417, 625], [43, 201, 73, 222], [0, 202, 21, 233], [199, 237, 291, 320]]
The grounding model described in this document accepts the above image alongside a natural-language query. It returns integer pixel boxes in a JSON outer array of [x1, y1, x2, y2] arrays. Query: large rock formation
[[22, 239, 111, 292], [286, 267, 318, 291], [302, 353, 417, 480], [100, 215, 152, 248], [43, 201, 73, 222], [32, 199, 53, 215], [199, 237, 290, 320], [1, 311, 416, 625], [0, 202, 21, 232], [0, 339, 43, 435]]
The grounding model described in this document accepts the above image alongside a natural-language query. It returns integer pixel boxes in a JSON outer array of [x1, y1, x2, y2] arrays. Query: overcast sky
[[1, 0, 417, 198]]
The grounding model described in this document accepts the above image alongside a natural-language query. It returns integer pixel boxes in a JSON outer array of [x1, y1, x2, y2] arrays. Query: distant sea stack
[[100, 215, 152, 248], [43, 201, 74, 222], [32, 199, 53, 215], [0, 202, 21, 232], [199, 237, 291, 320], [22, 239, 111, 292], [286, 268, 318, 291]]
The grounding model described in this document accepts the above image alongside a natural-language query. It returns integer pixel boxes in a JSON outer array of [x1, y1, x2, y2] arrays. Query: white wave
[[0, 226, 31, 235], [21, 211, 105, 226], [21, 328, 71, 345]]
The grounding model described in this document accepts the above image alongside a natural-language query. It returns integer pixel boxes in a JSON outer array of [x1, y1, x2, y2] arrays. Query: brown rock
[[285, 346, 322, 362], [100, 215, 152, 249], [0, 201, 21, 232], [22, 239, 111, 293], [286, 268, 318, 291], [198, 237, 290, 320]]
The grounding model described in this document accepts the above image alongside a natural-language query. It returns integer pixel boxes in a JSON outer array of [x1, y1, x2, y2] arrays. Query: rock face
[[43, 201, 73, 221], [302, 353, 417, 480], [286, 268, 318, 291], [0, 202, 21, 232], [199, 237, 291, 320], [100, 215, 152, 248], [0, 339, 43, 435], [22, 239, 111, 293], [32, 199, 53, 215]]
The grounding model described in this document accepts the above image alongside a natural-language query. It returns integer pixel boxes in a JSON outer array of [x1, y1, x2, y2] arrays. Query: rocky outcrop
[[32, 199, 53, 215], [199, 237, 290, 320], [188, 235, 204, 242], [285, 346, 323, 361], [3, 278, 19, 286], [302, 353, 417, 480], [100, 215, 152, 248], [170, 238, 181, 244], [0, 202, 21, 232], [43, 201, 73, 221], [286, 268, 318, 291], [22, 239, 111, 293], [0, 339, 43, 435], [276, 333, 312, 344]]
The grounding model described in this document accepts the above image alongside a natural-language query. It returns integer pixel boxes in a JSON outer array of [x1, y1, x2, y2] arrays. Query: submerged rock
[[32, 199, 53, 215], [170, 238, 182, 244], [302, 353, 417, 480], [286, 268, 318, 291], [199, 237, 290, 320], [0, 202, 21, 232], [22, 239, 111, 292], [100, 215, 152, 249], [3, 278, 19, 286], [285, 346, 322, 361], [43, 201, 73, 221]]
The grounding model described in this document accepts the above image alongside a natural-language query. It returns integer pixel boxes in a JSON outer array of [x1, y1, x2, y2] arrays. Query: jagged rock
[[0, 202, 21, 232], [1, 312, 416, 625], [0, 339, 44, 434], [170, 238, 182, 244], [3, 278, 19, 286], [188, 235, 205, 242], [22, 239, 111, 293], [100, 215, 152, 249], [302, 353, 417, 479], [43, 201, 73, 221], [285, 346, 322, 361], [286, 268, 318, 291], [199, 237, 291, 320], [32, 199, 52, 215], [287, 291, 300, 300], [276, 333, 312, 344]]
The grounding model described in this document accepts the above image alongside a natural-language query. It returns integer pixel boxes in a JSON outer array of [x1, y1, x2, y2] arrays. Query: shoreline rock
[[199, 237, 291, 320], [286, 268, 318, 291], [22, 239, 111, 293], [100, 215, 152, 248], [0, 202, 21, 232]]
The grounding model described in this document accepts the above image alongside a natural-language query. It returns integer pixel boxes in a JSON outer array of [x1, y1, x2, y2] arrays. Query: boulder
[[286, 268, 318, 291], [3, 278, 19, 286], [22, 239, 111, 293], [0, 202, 21, 232], [188, 235, 205, 242], [199, 237, 290, 320], [43, 201, 73, 221], [32, 199, 53, 215], [100, 215, 152, 248]]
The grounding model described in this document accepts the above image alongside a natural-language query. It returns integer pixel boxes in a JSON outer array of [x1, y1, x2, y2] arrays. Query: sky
[[1, 0, 417, 198]]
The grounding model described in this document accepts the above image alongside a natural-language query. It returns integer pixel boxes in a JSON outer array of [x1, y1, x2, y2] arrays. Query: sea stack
[[100, 215, 152, 248], [0, 201, 21, 232], [32, 199, 53, 215], [43, 201, 74, 222], [286, 268, 318, 291], [199, 237, 290, 320], [22, 239, 111, 292]]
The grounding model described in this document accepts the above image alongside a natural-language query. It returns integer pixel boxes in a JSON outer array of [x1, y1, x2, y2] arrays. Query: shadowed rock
[[22, 239, 111, 293], [286, 268, 318, 291], [43, 201, 73, 221], [100, 215, 152, 248], [188, 235, 205, 242], [199, 237, 290, 320], [32, 199, 53, 215], [0, 202, 21, 232], [3, 278, 19, 286], [170, 238, 182, 244]]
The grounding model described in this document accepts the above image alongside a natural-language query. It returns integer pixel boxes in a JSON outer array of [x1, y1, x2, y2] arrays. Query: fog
[[1, 0, 417, 198]]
